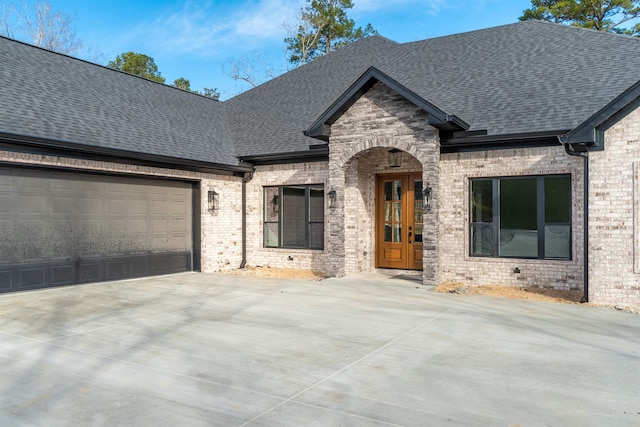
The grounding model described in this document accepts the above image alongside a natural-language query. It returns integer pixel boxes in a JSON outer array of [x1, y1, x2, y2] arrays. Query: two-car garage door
[[0, 166, 196, 293]]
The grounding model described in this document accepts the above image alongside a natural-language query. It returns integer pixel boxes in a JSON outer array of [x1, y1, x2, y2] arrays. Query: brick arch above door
[[328, 81, 441, 172]]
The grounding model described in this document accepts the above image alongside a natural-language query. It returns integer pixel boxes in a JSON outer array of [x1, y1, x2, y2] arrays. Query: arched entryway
[[323, 81, 442, 285], [330, 145, 434, 279]]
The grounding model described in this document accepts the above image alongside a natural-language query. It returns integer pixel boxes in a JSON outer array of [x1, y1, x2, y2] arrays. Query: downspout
[[240, 168, 255, 269], [562, 140, 589, 303]]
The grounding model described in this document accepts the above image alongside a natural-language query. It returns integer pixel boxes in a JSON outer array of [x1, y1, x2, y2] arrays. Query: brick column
[[327, 82, 442, 284], [422, 157, 439, 286], [328, 158, 346, 277]]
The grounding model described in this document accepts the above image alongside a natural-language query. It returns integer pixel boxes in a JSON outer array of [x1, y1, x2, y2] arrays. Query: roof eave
[[0, 132, 253, 176], [560, 79, 640, 150]]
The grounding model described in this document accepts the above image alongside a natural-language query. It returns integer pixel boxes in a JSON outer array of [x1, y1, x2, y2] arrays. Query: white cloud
[[117, 0, 304, 59], [234, 0, 303, 38]]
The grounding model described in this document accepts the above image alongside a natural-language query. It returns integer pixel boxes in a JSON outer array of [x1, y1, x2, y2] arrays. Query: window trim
[[469, 174, 572, 260], [263, 184, 325, 250]]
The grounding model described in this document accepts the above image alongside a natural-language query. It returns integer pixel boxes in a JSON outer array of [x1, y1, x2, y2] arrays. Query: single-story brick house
[[1, 20, 640, 311]]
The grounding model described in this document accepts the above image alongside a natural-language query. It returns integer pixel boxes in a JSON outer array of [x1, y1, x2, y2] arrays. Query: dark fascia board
[[242, 130, 568, 162], [305, 66, 469, 140], [441, 130, 569, 153], [240, 145, 329, 165], [0, 132, 254, 176], [559, 79, 640, 150]]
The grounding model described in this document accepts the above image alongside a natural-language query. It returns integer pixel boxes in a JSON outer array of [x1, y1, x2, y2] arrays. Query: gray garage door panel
[[0, 167, 194, 292]]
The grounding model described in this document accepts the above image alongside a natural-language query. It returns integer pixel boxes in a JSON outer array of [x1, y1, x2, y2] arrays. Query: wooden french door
[[376, 173, 424, 270]]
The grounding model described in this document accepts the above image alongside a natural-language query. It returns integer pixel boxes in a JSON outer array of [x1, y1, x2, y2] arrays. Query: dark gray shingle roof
[[2, 20, 640, 165], [227, 20, 640, 157], [0, 36, 238, 166], [225, 35, 401, 157]]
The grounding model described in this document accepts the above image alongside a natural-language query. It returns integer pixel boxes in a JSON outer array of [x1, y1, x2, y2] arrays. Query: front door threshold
[[375, 268, 423, 277], [375, 268, 425, 285]]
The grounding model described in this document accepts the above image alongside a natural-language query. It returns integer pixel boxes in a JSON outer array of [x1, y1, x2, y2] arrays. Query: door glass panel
[[384, 202, 392, 222], [394, 223, 402, 243], [384, 182, 393, 201], [384, 224, 392, 242], [393, 202, 402, 222], [414, 223, 423, 243], [414, 201, 423, 221], [414, 180, 423, 201], [393, 181, 402, 200], [413, 179, 423, 244], [414, 201, 423, 243]]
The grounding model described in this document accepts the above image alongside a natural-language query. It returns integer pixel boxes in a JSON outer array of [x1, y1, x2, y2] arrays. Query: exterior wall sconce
[[208, 190, 219, 213], [388, 148, 402, 168], [423, 186, 432, 210], [328, 190, 337, 208]]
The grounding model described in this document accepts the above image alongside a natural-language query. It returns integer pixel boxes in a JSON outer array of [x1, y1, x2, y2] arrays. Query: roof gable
[[226, 21, 640, 157], [305, 67, 469, 142], [561, 79, 640, 150]]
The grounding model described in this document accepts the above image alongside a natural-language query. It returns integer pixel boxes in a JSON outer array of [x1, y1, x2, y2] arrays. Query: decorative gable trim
[[304, 67, 469, 142], [560, 79, 640, 150]]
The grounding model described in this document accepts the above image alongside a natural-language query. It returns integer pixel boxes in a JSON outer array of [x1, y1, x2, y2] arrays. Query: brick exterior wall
[[0, 149, 243, 273], [329, 82, 440, 283], [244, 162, 330, 273], [590, 107, 640, 311], [200, 178, 243, 272], [6, 86, 639, 312], [439, 146, 585, 291]]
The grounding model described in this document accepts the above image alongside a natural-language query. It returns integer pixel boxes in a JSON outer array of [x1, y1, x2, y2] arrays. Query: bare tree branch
[[282, 15, 326, 66], [222, 51, 285, 88], [0, 2, 15, 38], [283, 0, 377, 67], [0, 1, 82, 55]]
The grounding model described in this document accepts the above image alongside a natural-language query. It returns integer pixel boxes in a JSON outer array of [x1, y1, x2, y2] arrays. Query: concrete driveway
[[0, 272, 638, 426]]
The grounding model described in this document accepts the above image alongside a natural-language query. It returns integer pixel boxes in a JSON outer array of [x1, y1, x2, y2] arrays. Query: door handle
[[409, 231, 412, 244]]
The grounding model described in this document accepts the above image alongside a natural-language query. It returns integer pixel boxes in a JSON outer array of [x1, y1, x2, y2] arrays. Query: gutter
[[239, 145, 329, 165], [239, 167, 255, 269], [0, 131, 254, 176], [441, 130, 570, 153], [561, 138, 589, 303]]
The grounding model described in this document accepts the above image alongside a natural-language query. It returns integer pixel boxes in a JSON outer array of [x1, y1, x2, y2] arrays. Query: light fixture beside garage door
[[208, 190, 219, 213]]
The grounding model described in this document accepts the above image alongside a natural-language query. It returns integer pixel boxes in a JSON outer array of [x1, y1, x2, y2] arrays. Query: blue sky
[[51, 0, 533, 99]]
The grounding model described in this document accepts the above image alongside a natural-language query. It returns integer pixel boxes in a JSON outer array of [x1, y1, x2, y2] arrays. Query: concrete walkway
[[0, 272, 638, 426]]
